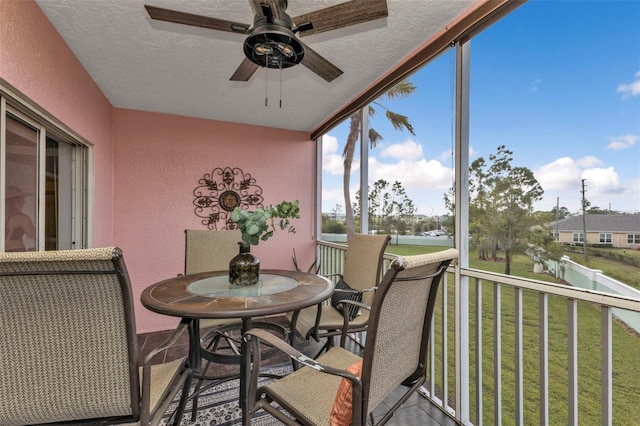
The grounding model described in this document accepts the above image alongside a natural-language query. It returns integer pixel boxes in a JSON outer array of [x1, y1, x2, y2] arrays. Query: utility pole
[[555, 197, 559, 241], [581, 179, 588, 262]]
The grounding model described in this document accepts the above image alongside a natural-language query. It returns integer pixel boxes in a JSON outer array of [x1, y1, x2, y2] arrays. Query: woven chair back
[[342, 234, 390, 305], [0, 247, 139, 425], [361, 248, 458, 413], [184, 229, 241, 275]]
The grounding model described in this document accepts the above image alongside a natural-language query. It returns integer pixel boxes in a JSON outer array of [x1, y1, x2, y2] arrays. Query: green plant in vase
[[228, 200, 300, 285]]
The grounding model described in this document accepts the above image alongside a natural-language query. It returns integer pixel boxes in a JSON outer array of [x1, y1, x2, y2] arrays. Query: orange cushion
[[330, 360, 363, 426]]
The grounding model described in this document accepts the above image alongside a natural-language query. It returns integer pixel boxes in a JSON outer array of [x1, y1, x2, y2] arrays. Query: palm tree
[[342, 80, 417, 238]]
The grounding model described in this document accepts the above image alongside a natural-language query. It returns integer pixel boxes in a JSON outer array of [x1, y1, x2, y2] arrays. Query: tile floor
[[138, 316, 460, 426]]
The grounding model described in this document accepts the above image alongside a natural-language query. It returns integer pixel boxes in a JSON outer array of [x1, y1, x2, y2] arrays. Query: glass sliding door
[[45, 137, 78, 250], [2, 104, 88, 252], [4, 115, 38, 251]]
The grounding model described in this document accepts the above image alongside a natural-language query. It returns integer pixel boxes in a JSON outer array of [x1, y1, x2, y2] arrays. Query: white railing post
[[539, 293, 549, 426], [568, 298, 578, 426], [494, 283, 502, 425], [601, 306, 612, 426], [475, 279, 483, 426], [515, 288, 523, 426], [442, 277, 448, 410]]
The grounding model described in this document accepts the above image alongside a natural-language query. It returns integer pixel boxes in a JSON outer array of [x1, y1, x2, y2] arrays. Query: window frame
[[599, 233, 612, 244], [628, 234, 640, 245], [572, 232, 584, 243], [1, 82, 91, 251]]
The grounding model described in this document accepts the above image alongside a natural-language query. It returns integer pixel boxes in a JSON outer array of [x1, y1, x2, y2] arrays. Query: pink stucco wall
[[0, 0, 114, 247], [1, 0, 319, 333], [113, 109, 317, 333]]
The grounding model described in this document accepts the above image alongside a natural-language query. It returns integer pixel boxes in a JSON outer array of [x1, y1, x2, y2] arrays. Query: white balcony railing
[[317, 240, 640, 426]]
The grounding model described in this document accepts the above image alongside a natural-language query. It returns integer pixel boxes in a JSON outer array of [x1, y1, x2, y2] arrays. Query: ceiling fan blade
[[293, 0, 388, 37], [230, 58, 261, 81], [145, 5, 250, 34], [299, 42, 343, 82]]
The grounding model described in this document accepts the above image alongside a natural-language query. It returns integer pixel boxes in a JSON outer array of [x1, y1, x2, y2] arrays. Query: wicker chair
[[287, 234, 391, 353], [0, 247, 189, 426], [185, 229, 242, 277], [185, 228, 243, 333], [245, 248, 458, 426], [184, 229, 285, 419]]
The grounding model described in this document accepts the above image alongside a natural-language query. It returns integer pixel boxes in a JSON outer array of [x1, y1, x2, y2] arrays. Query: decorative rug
[[161, 363, 292, 425]]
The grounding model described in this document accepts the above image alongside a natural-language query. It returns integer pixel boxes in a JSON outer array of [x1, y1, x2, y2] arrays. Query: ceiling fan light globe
[[243, 25, 304, 69], [254, 44, 273, 55]]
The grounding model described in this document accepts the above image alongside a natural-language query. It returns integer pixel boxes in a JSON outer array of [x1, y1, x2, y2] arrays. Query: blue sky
[[322, 0, 640, 217]]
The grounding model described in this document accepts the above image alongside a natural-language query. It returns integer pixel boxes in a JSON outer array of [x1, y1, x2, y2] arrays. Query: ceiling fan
[[144, 0, 388, 82]]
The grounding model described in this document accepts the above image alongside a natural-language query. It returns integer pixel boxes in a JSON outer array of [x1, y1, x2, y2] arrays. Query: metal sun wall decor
[[193, 167, 264, 230]]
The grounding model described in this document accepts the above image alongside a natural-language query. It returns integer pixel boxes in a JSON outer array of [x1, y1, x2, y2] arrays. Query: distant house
[[552, 214, 640, 248]]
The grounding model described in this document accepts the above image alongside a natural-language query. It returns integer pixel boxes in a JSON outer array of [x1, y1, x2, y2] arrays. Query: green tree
[[469, 145, 544, 275], [330, 204, 343, 220], [342, 81, 417, 239], [550, 205, 571, 219], [355, 179, 415, 237], [321, 213, 347, 234], [587, 205, 621, 215]]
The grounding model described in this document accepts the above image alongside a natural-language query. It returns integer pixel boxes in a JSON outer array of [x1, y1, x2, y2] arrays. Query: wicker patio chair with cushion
[[185, 228, 243, 340], [245, 248, 458, 426], [184, 229, 286, 419], [0, 247, 189, 426], [287, 234, 391, 353], [185, 229, 242, 277]]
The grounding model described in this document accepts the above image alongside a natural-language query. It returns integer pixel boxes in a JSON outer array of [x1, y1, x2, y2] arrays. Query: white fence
[[549, 255, 640, 333]]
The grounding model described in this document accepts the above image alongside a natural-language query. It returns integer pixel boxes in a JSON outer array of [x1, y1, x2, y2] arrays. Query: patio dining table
[[141, 269, 333, 426]]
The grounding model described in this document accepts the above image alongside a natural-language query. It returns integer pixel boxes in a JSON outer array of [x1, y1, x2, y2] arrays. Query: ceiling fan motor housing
[[244, 0, 304, 69]]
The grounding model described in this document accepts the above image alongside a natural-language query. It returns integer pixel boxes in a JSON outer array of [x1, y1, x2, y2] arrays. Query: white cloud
[[370, 158, 451, 188], [605, 134, 639, 150], [321, 134, 338, 156], [322, 186, 346, 211], [529, 77, 541, 92], [534, 157, 582, 191], [379, 139, 423, 160], [617, 70, 640, 98], [581, 167, 622, 194], [437, 145, 477, 163], [534, 155, 638, 213], [321, 134, 348, 176], [575, 156, 602, 168], [350, 155, 453, 215]]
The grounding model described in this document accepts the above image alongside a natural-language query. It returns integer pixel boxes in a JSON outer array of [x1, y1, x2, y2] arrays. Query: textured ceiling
[[36, 0, 476, 133]]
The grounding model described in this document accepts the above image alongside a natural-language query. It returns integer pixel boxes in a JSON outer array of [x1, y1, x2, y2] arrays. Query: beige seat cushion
[[260, 347, 361, 426], [141, 358, 186, 416]]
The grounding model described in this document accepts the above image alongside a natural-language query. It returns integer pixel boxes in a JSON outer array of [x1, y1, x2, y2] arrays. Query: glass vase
[[229, 242, 260, 286]]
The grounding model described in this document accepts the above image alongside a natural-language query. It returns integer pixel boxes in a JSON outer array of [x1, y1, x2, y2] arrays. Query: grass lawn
[[383, 244, 640, 425]]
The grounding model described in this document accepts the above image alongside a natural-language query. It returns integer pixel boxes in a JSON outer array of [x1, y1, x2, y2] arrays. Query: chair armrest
[[332, 300, 372, 347], [333, 286, 377, 294], [244, 328, 361, 380], [335, 299, 371, 317], [324, 273, 344, 282], [142, 319, 189, 366]]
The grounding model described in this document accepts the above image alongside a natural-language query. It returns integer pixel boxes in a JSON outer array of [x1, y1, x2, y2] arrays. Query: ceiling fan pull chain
[[279, 64, 283, 108], [265, 55, 269, 107]]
